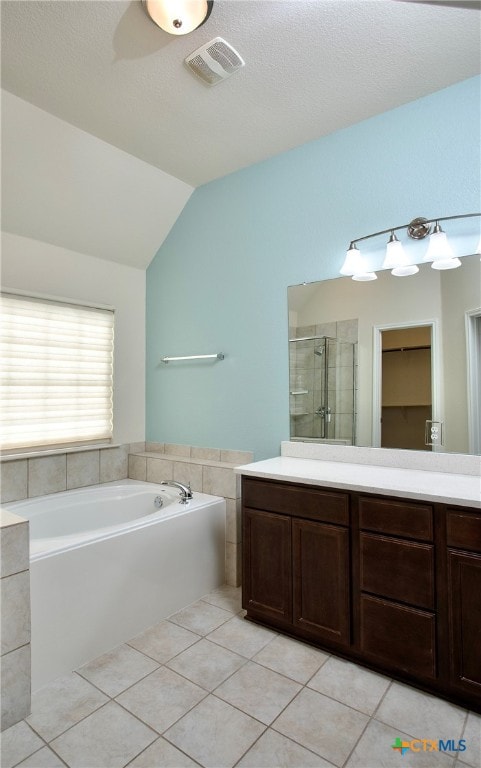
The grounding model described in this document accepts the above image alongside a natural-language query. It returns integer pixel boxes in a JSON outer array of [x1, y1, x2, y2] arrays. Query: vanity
[[236, 443, 481, 713]]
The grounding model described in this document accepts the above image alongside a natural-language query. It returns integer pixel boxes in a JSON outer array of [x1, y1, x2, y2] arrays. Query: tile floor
[[2, 586, 480, 768]]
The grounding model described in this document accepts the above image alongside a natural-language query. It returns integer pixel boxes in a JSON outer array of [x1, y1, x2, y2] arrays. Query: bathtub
[[6, 480, 226, 691]]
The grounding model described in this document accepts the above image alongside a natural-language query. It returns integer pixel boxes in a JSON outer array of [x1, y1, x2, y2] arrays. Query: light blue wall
[[146, 76, 480, 460]]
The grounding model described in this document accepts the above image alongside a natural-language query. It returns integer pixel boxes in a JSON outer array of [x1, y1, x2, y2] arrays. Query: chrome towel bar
[[161, 353, 225, 363]]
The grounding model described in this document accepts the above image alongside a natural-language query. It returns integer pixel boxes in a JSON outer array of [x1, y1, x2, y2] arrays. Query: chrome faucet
[[160, 480, 193, 504]]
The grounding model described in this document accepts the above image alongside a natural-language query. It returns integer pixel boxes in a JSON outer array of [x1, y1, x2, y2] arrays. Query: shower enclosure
[[289, 335, 356, 444]]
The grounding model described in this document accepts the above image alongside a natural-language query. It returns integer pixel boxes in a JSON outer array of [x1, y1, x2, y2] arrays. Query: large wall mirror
[[288, 253, 481, 455]]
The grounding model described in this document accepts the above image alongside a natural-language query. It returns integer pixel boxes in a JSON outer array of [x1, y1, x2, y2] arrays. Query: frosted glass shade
[[382, 237, 419, 276], [424, 230, 454, 263], [144, 0, 211, 34], [340, 246, 362, 276], [431, 257, 461, 270], [340, 246, 376, 280]]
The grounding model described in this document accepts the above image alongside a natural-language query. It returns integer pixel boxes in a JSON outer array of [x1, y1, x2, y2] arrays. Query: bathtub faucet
[[160, 480, 193, 504]]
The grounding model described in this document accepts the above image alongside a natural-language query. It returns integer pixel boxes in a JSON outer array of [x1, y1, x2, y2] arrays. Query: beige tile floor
[[2, 586, 480, 768]]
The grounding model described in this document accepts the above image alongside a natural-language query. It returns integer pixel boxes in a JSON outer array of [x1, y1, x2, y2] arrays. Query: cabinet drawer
[[359, 497, 433, 542], [360, 533, 435, 609], [242, 478, 349, 526], [447, 509, 481, 554], [360, 594, 436, 679]]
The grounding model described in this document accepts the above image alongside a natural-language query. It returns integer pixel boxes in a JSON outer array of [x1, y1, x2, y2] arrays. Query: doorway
[[466, 309, 481, 454], [372, 322, 438, 451], [380, 327, 432, 450]]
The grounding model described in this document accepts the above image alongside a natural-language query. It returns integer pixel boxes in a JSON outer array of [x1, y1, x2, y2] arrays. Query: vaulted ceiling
[[1, 0, 480, 267]]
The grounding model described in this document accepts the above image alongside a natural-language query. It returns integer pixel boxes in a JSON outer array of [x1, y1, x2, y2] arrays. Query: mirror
[[288, 253, 481, 455]]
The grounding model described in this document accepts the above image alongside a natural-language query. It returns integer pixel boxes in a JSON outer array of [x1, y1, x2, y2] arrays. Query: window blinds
[[0, 293, 114, 450]]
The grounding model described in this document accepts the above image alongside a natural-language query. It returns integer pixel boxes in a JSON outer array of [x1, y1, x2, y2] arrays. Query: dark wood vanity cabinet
[[292, 519, 350, 646], [446, 508, 481, 696], [242, 476, 481, 713], [242, 478, 350, 648], [358, 497, 437, 680], [243, 507, 292, 625]]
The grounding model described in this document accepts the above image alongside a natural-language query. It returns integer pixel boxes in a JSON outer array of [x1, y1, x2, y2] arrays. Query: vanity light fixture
[[341, 212, 481, 280], [142, 0, 213, 35], [424, 221, 460, 270], [340, 243, 377, 281], [382, 231, 419, 277]]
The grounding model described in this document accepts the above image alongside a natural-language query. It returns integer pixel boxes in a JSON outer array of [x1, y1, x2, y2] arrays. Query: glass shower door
[[290, 335, 356, 444]]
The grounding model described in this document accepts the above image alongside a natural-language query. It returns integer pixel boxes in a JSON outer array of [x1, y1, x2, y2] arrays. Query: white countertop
[[235, 456, 481, 508]]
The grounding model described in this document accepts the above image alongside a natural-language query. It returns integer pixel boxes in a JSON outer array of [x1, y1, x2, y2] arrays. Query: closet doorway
[[372, 322, 439, 451]]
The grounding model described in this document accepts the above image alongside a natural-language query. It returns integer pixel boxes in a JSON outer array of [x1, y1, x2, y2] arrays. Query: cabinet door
[[243, 507, 292, 624], [292, 519, 350, 646], [448, 550, 481, 693]]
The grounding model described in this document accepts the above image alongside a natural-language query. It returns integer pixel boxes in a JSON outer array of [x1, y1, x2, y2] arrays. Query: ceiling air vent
[[185, 37, 245, 86]]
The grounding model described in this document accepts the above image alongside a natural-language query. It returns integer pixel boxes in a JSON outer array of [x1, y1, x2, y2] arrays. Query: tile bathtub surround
[[3, 586, 480, 768], [0, 459, 28, 503], [0, 511, 31, 731], [99, 445, 129, 483], [28, 454, 67, 497], [66, 450, 100, 490], [129, 444, 253, 587], [0, 444, 131, 503]]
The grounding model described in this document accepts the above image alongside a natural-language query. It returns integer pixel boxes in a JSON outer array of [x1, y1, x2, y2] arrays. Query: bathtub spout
[[160, 480, 193, 504]]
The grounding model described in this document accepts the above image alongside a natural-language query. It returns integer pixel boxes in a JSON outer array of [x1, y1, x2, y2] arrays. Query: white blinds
[[0, 293, 114, 450]]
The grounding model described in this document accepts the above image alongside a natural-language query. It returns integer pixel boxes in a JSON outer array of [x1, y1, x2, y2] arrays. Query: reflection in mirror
[[289, 324, 358, 445], [288, 253, 481, 455], [380, 325, 432, 451]]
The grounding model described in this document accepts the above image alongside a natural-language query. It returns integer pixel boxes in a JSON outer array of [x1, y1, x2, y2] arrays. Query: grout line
[[25, 694, 111, 746], [75, 659, 162, 699], [162, 643, 251, 695], [124, 635, 202, 665], [123, 734, 204, 768], [113, 691, 202, 738], [368, 678, 393, 721], [39, 740, 72, 768], [9, 723, 51, 768], [339, 706, 374, 768], [453, 710, 471, 768], [13, 586, 477, 768]]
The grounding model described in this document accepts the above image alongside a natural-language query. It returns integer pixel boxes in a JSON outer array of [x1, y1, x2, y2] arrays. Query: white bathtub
[[7, 480, 226, 691]]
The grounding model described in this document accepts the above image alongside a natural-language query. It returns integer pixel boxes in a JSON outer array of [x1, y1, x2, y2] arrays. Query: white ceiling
[[2, 0, 480, 188], [1, 90, 194, 269], [1, 0, 480, 269]]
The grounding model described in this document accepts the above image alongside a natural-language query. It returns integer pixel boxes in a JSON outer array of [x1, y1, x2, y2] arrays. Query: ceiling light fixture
[[142, 0, 213, 35], [341, 212, 480, 280]]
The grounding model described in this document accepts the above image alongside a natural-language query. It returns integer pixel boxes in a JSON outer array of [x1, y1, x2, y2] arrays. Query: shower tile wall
[[290, 321, 358, 443]]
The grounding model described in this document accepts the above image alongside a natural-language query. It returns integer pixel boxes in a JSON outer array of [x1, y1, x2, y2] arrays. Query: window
[[0, 293, 114, 451]]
